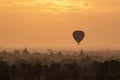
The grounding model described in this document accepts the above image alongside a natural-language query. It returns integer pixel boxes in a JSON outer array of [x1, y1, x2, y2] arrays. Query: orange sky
[[0, 0, 120, 50]]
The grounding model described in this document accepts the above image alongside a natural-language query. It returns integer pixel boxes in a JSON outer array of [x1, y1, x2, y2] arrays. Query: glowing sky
[[0, 0, 120, 49], [0, 0, 119, 13]]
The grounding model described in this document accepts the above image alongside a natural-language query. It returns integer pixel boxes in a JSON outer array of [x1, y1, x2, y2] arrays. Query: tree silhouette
[[0, 61, 10, 80], [96, 60, 120, 80], [34, 63, 43, 80], [10, 64, 18, 80]]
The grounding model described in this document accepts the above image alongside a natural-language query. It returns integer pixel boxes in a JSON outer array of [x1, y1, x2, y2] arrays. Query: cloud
[[0, 0, 119, 13]]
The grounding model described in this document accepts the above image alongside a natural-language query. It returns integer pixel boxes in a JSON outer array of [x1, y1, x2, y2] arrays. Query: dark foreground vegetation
[[0, 60, 120, 80], [0, 48, 120, 80]]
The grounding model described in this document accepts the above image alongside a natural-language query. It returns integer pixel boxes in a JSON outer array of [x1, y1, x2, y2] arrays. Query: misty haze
[[0, 48, 120, 80], [0, 0, 120, 80]]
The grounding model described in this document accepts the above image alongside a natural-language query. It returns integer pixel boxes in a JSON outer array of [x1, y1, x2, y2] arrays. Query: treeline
[[0, 60, 120, 80]]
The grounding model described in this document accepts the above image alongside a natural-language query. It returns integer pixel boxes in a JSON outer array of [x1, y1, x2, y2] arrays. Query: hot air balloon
[[73, 30, 85, 45]]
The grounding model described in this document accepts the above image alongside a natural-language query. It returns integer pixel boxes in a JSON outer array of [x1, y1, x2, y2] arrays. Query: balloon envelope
[[73, 30, 85, 45]]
